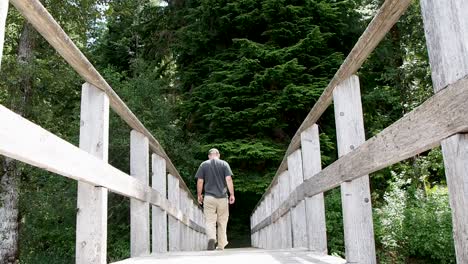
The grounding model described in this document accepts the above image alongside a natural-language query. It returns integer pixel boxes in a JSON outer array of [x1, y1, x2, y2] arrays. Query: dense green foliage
[[0, 0, 457, 263]]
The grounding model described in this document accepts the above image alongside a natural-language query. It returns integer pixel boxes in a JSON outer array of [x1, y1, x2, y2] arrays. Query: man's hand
[[229, 195, 235, 204], [226, 176, 235, 204], [197, 178, 204, 205]]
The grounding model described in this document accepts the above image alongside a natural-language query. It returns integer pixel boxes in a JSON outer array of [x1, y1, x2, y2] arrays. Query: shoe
[[207, 239, 216, 250]]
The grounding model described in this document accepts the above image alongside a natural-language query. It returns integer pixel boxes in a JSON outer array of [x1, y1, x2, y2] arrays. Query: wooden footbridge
[[1, 0, 467, 263]]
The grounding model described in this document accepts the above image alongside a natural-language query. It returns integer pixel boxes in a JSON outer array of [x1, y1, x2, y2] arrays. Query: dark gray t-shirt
[[195, 159, 233, 198]]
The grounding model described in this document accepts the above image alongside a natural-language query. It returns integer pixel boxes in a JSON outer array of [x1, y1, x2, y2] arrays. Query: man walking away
[[195, 148, 235, 250]]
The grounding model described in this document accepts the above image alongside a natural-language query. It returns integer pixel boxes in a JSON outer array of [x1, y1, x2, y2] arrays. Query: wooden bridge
[[0, 0, 467, 263]]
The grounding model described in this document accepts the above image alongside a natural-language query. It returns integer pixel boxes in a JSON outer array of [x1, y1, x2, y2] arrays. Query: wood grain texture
[[262, 196, 269, 249], [152, 154, 167, 253], [252, 211, 258, 247], [273, 185, 282, 249], [195, 209, 202, 250], [333, 76, 375, 263], [187, 200, 195, 251], [421, 1, 468, 262], [0, 0, 8, 69], [200, 210, 207, 250], [421, 0, 468, 93], [200, 209, 205, 249], [178, 192, 186, 251], [0, 104, 204, 233], [272, 185, 281, 249], [250, 214, 255, 247], [300, 125, 327, 254], [180, 192, 189, 251], [185, 198, 192, 251], [111, 248, 347, 264], [8, 0, 200, 209], [130, 130, 150, 257], [188, 199, 195, 250], [287, 150, 308, 248], [168, 174, 181, 252], [256, 211, 260, 248], [251, 76, 468, 233], [199, 208, 206, 249], [278, 171, 292, 248], [440, 134, 468, 263], [258, 201, 265, 248], [252, 0, 412, 212], [267, 187, 274, 248], [76, 83, 109, 264]]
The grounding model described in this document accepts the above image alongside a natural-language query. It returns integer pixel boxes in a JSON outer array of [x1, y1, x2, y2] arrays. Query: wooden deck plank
[[111, 248, 345, 264]]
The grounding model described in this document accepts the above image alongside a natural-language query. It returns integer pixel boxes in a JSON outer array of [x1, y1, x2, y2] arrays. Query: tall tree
[[0, 20, 37, 264], [134, 0, 363, 245], [0, 1, 107, 262]]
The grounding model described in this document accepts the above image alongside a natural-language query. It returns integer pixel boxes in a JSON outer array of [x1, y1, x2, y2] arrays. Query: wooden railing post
[[333, 75, 376, 263], [250, 210, 257, 247], [263, 201, 268, 249], [264, 192, 272, 249], [252, 211, 257, 248], [188, 197, 194, 251], [301, 124, 327, 253], [130, 130, 150, 256], [196, 208, 201, 250], [261, 202, 267, 248], [258, 210, 261, 248], [188, 200, 195, 251], [185, 194, 191, 251], [180, 192, 188, 251], [288, 150, 308, 248], [255, 210, 260, 248], [178, 192, 185, 251], [421, 1, 468, 262], [199, 208, 206, 250], [195, 209, 200, 250], [270, 186, 277, 249], [0, 0, 8, 69], [168, 174, 180, 251], [278, 171, 293, 248], [272, 185, 281, 249], [76, 83, 109, 264], [186, 199, 192, 251], [151, 154, 167, 253], [257, 202, 264, 248], [263, 200, 268, 249], [197, 207, 201, 251]]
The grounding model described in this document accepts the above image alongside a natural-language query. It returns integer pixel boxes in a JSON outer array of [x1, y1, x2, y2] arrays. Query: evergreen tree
[[136, 0, 363, 246]]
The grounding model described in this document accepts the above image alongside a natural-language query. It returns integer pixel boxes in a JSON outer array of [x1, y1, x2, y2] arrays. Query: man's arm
[[197, 178, 204, 205], [226, 176, 235, 204]]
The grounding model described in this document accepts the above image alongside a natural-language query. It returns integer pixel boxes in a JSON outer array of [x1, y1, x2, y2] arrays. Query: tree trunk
[[0, 21, 36, 264], [0, 158, 20, 264]]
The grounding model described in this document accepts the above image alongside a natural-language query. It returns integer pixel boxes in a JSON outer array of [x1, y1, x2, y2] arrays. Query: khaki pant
[[203, 195, 229, 248]]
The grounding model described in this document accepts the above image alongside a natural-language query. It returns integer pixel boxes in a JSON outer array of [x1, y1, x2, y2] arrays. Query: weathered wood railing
[[250, 0, 468, 263], [0, 1, 206, 263]]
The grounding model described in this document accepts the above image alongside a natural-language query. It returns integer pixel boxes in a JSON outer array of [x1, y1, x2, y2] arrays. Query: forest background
[[0, 0, 456, 263]]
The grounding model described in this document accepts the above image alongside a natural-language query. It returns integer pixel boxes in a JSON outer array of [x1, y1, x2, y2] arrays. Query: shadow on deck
[[111, 248, 346, 264]]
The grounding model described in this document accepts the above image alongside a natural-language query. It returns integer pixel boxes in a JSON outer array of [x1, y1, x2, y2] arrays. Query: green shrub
[[325, 189, 345, 257], [375, 176, 455, 263]]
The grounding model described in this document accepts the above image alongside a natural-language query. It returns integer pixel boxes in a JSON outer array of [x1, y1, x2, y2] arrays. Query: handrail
[[251, 76, 468, 233], [8, 0, 199, 208], [252, 0, 412, 214], [0, 104, 205, 233]]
